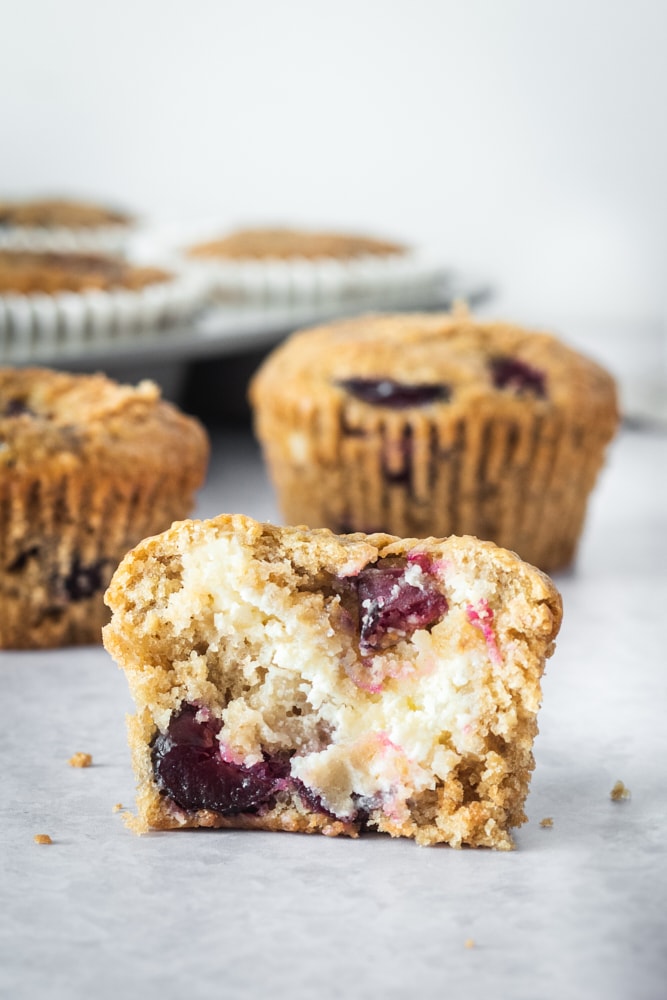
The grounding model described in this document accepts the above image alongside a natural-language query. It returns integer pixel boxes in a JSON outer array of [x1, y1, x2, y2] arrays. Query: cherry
[[338, 378, 450, 408], [490, 357, 546, 397]]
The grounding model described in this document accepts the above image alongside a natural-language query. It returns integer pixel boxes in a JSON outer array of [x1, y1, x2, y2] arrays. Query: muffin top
[[0, 250, 171, 295], [250, 311, 619, 428], [187, 227, 405, 261], [0, 368, 209, 479], [0, 198, 131, 229]]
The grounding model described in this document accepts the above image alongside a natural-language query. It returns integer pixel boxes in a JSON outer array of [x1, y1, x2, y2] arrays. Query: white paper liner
[[0, 270, 209, 362], [0, 224, 135, 256], [181, 250, 448, 305]]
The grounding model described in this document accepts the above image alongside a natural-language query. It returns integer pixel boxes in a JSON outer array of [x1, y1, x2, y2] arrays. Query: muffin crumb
[[539, 817, 554, 828], [610, 780, 631, 801], [113, 803, 125, 813], [33, 834, 52, 845], [464, 938, 475, 949], [68, 752, 93, 768]]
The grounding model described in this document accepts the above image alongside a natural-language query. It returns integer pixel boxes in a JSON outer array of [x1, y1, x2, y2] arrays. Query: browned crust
[[0, 251, 169, 294], [187, 227, 405, 261], [0, 198, 131, 229]]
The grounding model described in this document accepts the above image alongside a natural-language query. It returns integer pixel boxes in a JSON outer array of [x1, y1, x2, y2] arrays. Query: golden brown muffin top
[[187, 227, 405, 261], [0, 250, 171, 295], [250, 310, 619, 429], [0, 367, 209, 479], [0, 198, 131, 229]]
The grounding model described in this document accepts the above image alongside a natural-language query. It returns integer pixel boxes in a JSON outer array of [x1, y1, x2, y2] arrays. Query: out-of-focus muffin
[[0, 250, 207, 355], [0, 367, 209, 649], [250, 309, 619, 571], [0, 198, 134, 254], [182, 225, 443, 303]]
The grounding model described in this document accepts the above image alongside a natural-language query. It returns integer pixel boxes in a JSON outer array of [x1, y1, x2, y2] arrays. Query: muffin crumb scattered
[[610, 780, 631, 801], [540, 817, 554, 828], [33, 834, 52, 845], [68, 752, 93, 768], [464, 938, 475, 949], [113, 803, 125, 813]]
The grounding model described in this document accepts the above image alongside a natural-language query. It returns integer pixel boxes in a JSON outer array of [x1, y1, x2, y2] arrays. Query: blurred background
[[1, 0, 665, 419]]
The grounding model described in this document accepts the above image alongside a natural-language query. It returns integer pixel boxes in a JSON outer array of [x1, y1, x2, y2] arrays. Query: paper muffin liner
[[0, 270, 208, 361], [0, 224, 135, 256], [184, 250, 448, 304], [0, 462, 204, 649], [256, 399, 612, 572]]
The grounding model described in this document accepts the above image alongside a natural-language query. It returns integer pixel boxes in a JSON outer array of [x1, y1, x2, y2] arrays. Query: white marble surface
[[1, 425, 666, 1000]]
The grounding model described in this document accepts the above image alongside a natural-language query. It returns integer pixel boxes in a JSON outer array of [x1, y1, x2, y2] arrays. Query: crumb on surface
[[33, 834, 52, 845], [540, 817, 554, 828], [464, 938, 475, 949], [610, 780, 631, 801], [68, 752, 93, 768], [113, 803, 125, 813]]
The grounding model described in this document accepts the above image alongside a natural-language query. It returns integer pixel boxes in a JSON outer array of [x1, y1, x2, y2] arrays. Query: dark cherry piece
[[354, 560, 448, 655], [338, 378, 450, 409], [2, 398, 34, 417], [152, 704, 372, 822], [490, 357, 546, 397], [152, 704, 291, 816], [61, 558, 107, 601]]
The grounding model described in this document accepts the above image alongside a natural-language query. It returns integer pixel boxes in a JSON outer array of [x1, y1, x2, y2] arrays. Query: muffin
[[0, 250, 205, 355], [103, 514, 562, 849], [0, 198, 134, 253], [182, 225, 444, 304], [250, 310, 619, 571], [0, 368, 209, 649]]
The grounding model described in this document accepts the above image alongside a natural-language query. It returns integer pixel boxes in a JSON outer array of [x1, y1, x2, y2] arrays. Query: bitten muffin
[[250, 311, 619, 571], [186, 227, 405, 261], [0, 368, 209, 649], [0, 250, 170, 294], [103, 514, 562, 849]]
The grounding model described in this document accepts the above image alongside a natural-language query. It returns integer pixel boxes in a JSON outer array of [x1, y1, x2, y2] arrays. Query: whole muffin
[[250, 311, 619, 571], [0, 198, 134, 254], [0, 368, 209, 649], [182, 226, 429, 304], [0, 251, 205, 355]]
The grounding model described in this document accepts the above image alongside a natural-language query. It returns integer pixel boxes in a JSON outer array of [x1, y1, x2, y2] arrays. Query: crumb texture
[[610, 780, 631, 801], [104, 514, 562, 849], [68, 752, 93, 768]]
